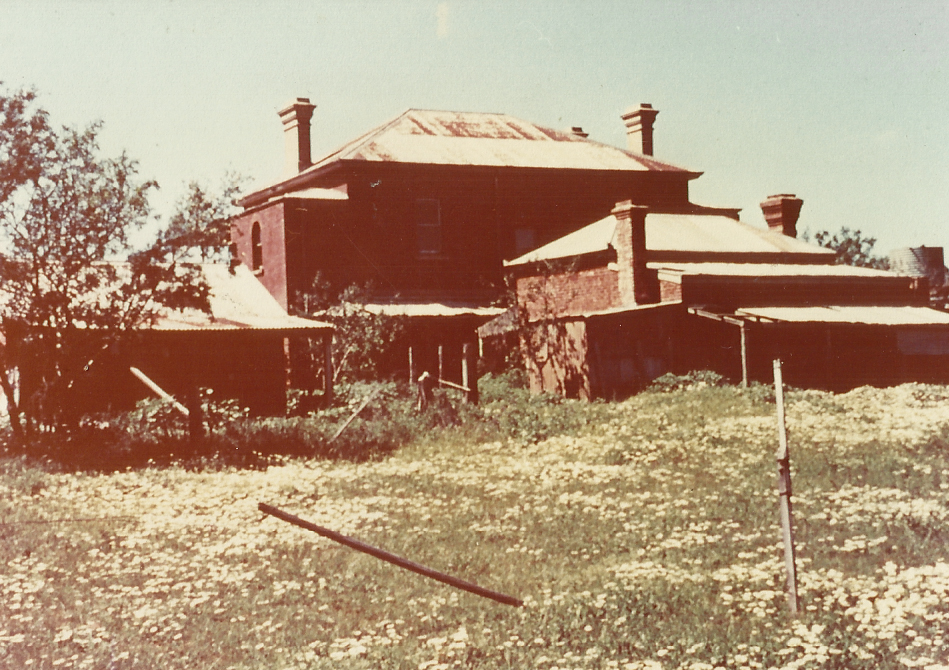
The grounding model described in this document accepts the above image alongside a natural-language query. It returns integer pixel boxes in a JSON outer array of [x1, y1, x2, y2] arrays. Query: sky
[[1, 1, 947, 256]]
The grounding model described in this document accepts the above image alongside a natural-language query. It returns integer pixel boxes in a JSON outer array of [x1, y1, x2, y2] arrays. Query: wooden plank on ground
[[258, 502, 523, 607]]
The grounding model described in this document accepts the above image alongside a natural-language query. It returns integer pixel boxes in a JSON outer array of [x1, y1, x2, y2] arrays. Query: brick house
[[503, 197, 949, 398], [230, 99, 737, 381]]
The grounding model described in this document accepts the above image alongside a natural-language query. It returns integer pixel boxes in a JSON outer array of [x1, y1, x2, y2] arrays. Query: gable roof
[[243, 109, 700, 206], [505, 213, 836, 267]]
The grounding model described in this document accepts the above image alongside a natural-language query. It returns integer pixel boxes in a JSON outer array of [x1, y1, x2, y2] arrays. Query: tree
[[292, 275, 409, 387], [0, 86, 208, 440], [158, 173, 246, 262], [811, 227, 890, 269]]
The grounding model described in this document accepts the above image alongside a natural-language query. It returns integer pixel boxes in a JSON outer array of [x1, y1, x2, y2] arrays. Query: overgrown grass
[[2, 370, 604, 471], [2, 379, 949, 669]]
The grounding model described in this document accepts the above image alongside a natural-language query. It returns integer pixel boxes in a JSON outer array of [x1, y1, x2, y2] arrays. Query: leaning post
[[773, 358, 799, 615]]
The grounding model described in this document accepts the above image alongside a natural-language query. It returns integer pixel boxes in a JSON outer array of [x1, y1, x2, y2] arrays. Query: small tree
[[158, 174, 246, 262], [811, 227, 890, 269], [293, 275, 409, 387], [0, 86, 208, 440]]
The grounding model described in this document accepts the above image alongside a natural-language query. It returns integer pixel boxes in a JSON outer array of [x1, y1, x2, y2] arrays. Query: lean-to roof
[[734, 305, 949, 326], [153, 264, 332, 332]]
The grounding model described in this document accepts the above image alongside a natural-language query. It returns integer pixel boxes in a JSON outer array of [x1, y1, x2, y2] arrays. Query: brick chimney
[[612, 200, 658, 305], [621, 103, 659, 156], [279, 98, 316, 176], [760, 194, 804, 237]]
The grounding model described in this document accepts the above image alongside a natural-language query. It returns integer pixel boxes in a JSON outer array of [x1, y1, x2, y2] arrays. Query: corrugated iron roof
[[310, 109, 695, 172], [243, 109, 699, 204], [153, 264, 332, 332], [505, 213, 834, 267], [362, 301, 506, 318], [734, 305, 949, 326], [653, 262, 893, 279]]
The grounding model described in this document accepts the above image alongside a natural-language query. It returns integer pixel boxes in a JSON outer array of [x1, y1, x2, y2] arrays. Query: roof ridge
[[308, 108, 416, 169]]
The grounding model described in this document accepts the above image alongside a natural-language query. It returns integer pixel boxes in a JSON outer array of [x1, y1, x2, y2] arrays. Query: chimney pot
[[621, 103, 659, 156], [279, 97, 316, 176], [760, 194, 804, 237]]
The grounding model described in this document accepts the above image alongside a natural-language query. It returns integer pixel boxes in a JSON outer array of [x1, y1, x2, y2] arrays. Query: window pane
[[417, 200, 441, 254], [417, 225, 442, 254], [417, 199, 440, 226]]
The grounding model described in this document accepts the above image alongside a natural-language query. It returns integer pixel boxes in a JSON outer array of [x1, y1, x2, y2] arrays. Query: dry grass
[[2, 381, 949, 669]]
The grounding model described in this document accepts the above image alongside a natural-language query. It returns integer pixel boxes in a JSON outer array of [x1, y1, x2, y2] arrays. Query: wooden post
[[185, 382, 204, 446], [461, 343, 470, 403], [258, 502, 522, 607], [323, 334, 334, 405], [330, 386, 381, 443], [740, 322, 749, 388], [129, 367, 189, 416], [408, 346, 415, 385], [416, 371, 434, 411], [462, 342, 479, 404], [437, 345, 444, 382], [773, 359, 799, 615]]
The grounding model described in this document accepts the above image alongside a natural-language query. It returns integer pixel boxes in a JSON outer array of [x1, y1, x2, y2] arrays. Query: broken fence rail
[[258, 502, 523, 607]]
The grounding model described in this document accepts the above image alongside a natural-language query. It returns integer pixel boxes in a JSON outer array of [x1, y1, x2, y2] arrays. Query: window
[[416, 199, 442, 255], [251, 222, 263, 271]]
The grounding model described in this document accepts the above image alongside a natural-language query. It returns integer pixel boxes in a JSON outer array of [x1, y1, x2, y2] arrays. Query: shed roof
[[361, 300, 506, 318], [505, 213, 834, 267], [734, 305, 949, 326], [154, 264, 332, 333], [653, 262, 893, 280]]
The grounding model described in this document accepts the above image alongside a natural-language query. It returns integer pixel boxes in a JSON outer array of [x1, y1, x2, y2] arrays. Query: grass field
[[2, 379, 949, 669]]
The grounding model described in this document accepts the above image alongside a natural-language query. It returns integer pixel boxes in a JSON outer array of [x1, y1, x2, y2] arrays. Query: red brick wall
[[231, 202, 289, 309], [660, 279, 682, 303], [522, 319, 591, 399], [516, 267, 621, 321], [237, 162, 700, 305]]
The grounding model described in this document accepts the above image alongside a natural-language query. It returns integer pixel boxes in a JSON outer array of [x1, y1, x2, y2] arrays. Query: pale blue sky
[[1, 1, 946, 255]]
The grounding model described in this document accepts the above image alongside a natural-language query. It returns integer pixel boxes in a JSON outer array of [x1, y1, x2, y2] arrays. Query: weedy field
[[2, 376, 949, 670]]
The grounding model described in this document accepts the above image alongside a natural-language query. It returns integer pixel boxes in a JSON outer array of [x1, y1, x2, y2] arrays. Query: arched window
[[251, 222, 263, 271]]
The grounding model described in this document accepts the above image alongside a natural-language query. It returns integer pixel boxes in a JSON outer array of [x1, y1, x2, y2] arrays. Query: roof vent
[[621, 103, 658, 156], [570, 126, 589, 138], [279, 98, 316, 176]]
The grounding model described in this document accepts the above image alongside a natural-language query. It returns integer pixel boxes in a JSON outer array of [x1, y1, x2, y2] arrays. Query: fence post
[[773, 358, 799, 615], [462, 342, 479, 405], [408, 346, 415, 385], [323, 334, 334, 406], [739, 322, 749, 388], [438, 345, 444, 382], [186, 382, 204, 447]]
